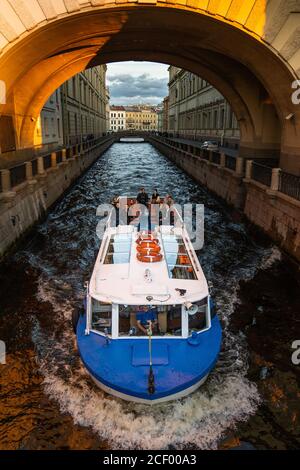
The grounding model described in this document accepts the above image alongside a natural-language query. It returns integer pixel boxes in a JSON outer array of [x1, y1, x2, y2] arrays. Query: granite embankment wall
[[0, 137, 114, 258], [150, 137, 300, 262]]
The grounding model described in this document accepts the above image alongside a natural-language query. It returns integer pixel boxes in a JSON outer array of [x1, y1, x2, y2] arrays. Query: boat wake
[[29, 245, 281, 449]]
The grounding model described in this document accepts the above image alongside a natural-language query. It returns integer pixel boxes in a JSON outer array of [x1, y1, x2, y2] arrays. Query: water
[[0, 143, 285, 449]]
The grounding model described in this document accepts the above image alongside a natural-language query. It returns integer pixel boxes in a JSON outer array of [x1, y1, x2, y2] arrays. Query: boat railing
[[105, 207, 114, 230]]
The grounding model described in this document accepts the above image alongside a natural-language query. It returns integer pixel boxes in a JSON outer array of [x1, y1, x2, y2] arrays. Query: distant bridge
[[112, 131, 151, 143]]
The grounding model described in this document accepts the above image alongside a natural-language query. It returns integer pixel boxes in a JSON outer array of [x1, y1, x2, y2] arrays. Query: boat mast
[[147, 321, 155, 395]]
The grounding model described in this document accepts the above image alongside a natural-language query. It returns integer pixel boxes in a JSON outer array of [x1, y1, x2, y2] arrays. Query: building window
[[57, 118, 61, 138], [44, 117, 49, 136], [67, 112, 71, 135], [74, 114, 78, 135], [51, 117, 55, 137], [220, 108, 225, 129], [213, 110, 218, 129], [72, 77, 76, 99]]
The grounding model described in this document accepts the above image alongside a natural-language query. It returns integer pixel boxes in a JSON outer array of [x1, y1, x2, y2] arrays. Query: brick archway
[[0, 2, 299, 171]]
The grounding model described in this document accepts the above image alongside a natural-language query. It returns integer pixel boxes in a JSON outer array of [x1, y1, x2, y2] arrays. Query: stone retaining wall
[[150, 137, 300, 262], [0, 137, 114, 258]]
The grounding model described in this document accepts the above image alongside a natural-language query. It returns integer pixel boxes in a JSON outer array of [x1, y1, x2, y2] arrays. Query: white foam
[[259, 246, 282, 270], [41, 369, 259, 450]]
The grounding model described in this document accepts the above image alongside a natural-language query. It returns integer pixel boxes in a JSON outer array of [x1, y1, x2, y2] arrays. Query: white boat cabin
[[85, 201, 211, 340]]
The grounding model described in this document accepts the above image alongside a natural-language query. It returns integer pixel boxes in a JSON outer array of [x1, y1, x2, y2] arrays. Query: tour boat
[[74, 196, 222, 404]]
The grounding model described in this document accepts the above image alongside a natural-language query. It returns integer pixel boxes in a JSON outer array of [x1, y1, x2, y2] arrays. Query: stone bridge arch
[[0, 1, 299, 172]]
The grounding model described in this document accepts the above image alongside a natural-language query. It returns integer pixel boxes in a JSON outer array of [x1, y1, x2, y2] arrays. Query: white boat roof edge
[[89, 218, 209, 305]]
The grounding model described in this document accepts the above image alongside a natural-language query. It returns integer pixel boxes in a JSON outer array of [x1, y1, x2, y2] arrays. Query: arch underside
[[0, 5, 299, 171]]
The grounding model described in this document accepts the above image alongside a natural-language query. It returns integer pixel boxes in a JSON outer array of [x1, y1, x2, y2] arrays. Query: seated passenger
[[136, 187, 149, 207], [151, 189, 160, 204], [165, 194, 174, 207], [136, 306, 158, 335], [112, 195, 120, 208]]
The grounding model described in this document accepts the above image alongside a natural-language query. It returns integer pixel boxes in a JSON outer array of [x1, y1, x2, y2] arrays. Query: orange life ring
[[136, 238, 159, 244], [178, 255, 190, 265], [137, 231, 157, 240], [137, 244, 161, 254], [136, 235, 159, 243], [137, 249, 160, 257], [136, 241, 159, 250], [137, 253, 163, 263]]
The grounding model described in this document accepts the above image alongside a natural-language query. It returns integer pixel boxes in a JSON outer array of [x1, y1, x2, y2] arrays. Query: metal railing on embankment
[[0, 136, 113, 195], [245, 161, 300, 202], [251, 162, 273, 187], [149, 135, 241, 174], [149, 136, 300, 204], [225, 155, 236, 171], [279, 171, 300, 201]]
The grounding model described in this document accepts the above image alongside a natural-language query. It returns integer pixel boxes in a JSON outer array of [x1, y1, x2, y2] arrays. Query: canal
[[0, 143, 299, 450]]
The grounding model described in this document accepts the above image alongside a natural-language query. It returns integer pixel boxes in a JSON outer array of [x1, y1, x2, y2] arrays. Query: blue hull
[[76, 315, 222, 403]]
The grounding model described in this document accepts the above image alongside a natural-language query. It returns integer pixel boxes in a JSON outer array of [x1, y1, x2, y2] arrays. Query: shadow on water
[[0, 143, 299, 449]]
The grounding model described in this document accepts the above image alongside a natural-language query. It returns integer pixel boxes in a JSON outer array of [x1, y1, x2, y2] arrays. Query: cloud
[[107, 73, 168, 105]]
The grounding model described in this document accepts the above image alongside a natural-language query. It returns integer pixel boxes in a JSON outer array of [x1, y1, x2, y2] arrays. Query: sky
[[107, 61, 169, 106]]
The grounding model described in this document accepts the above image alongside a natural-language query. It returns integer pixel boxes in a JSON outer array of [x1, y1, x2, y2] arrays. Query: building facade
[[108, 104, 158, 131], [168, 66, 239, 148], [61, 66, 107, 145], [35, 65, 108, 148], [157, 109, 163, 132], [125, 105, 158, 131], [162, 97, 169, 133], [34, 88, 63, 147], [109, 106, 126, 131], [106, 87, 110, 129]]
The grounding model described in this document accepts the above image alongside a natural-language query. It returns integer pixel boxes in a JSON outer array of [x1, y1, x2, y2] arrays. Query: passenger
[[136, 305, 158, 335], [112, 195, 120, 208], [136, 187, 149, 207], [159, 194, 174, 225], [151, 189, 160, 204], [165, 194, 174, 207]]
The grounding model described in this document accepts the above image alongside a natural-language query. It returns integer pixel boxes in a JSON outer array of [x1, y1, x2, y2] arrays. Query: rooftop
[[89, 224, 208, 305]]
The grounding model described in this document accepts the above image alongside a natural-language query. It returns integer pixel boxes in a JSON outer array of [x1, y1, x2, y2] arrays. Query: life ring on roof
[[136, 237, 159, 244], [137, 249, 161, 257], [137, 243, 161, 254], [136, 240, 159, 249], [136, 232, 158, 242], [137, 253, 163, 263]]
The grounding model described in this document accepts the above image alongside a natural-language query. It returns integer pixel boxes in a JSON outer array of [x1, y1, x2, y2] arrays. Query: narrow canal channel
[[0, 143, 299, 450]]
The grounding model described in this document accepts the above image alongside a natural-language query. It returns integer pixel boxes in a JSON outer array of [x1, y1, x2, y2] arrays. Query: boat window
[[188, 298, 208, 334], [118, 304, 182, 337], [103, 233, 132, 264], [162, 234, 197, 280], [91, 299, 112, 334]]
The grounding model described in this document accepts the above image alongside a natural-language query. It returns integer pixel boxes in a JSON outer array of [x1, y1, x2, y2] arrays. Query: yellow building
[[125, 106, 158, 131]]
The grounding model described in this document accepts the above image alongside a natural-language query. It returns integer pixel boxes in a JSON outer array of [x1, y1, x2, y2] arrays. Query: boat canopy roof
[[89, 224, 209, 305]]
